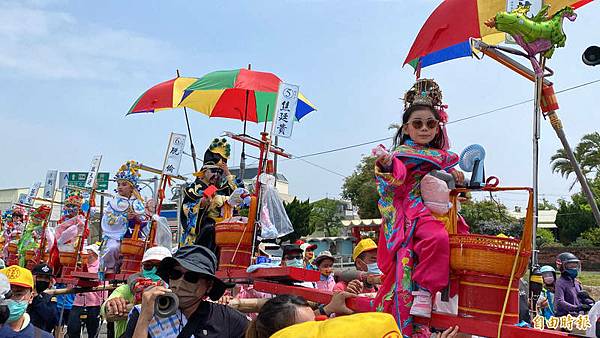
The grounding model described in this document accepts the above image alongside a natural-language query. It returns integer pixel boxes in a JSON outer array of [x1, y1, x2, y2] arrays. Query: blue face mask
[[142, 266, 161, 282], [6, 299, 28, 323], [285, 259, 304, 268], [565, 268, 578, 278], [366, 262, 382, 275]]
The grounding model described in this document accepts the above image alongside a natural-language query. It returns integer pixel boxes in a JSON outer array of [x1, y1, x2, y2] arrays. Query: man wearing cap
[[27, 263, 59, 334], [0, 265, 53, 337], [334, 238, 381, 294], [67, 243, 107, 338], [123, 245, 248, 338], [101, 245, 172, 338]]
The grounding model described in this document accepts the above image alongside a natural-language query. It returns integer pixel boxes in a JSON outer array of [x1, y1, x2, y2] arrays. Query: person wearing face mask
[[123, 245, 248, 338], [101, 245, 172, 338], [554, 252, 592, 317], [333, 238, 381, 294], [27, 263, 59, 334], [280, 244, 305, 269], [180, 139, 237, 251], [536, 265, 557, 321], [0, 265, 53, 337]]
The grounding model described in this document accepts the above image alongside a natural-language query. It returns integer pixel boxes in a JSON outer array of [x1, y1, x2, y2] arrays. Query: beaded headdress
[[114, 160, 142, 190]]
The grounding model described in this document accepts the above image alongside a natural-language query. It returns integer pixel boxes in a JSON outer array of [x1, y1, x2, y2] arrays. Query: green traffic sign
[[68, 172, 110, 191]]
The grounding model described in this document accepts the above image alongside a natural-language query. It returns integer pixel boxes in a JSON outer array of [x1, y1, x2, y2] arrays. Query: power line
[[297, 158, 348, 178], [287, 78, 600, 161]]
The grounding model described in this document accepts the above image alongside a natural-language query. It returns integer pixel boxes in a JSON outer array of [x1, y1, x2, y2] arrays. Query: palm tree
[[551, 132, 600, 190]]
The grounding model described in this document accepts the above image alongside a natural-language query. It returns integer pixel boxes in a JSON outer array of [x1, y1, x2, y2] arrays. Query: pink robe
[[373, 141, 459, 336]]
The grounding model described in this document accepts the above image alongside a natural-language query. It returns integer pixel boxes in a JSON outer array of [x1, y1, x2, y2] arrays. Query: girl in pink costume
[[372, 79, 466, 336]]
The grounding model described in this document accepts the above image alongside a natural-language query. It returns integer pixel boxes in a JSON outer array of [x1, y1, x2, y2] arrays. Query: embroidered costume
[[180, 138, 237, 251], [99, 161, 146, 273]]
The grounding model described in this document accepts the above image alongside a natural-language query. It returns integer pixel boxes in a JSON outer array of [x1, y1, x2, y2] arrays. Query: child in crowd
[[313, 251, 335, 291]]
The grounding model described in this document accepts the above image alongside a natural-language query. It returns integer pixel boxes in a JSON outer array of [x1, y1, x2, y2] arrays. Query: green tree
[[536, 228, 557, 248], [581, 227, 600, 247], [539, 198, 557, 210], [550, 132, 600, 190], [460, 199, 521, 237], [342, 156, 380, 219], [281, 198, 313, 242], [309, 198, 343, 237], [556, 176, 600, 245]]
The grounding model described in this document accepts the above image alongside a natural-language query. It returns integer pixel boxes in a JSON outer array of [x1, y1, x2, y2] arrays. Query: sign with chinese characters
[[162, 133, 186, 176], [17, 193, 28, 205], [25, 181, 42, 205], [84, 155, 103, 189], [273, 82, 299, 139], [43, 170, 58, 199], [66, 172, 110, 191], [532, 314, 591, 331]]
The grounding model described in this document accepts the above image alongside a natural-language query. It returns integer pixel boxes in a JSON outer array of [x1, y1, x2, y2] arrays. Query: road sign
[[67, 172, 110, 191]]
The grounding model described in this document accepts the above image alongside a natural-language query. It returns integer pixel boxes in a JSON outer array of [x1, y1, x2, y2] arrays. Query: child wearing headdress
[[372, 79, 467, 336], [99, 161, 146, 273]]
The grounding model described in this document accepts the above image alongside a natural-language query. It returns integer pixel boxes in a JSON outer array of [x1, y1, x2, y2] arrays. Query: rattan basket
[[447, 187, 534, 279], [450, 234, 531, 278]]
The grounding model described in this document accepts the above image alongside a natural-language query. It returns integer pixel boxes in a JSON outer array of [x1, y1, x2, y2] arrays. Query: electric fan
[[459, 144, 486, 188]]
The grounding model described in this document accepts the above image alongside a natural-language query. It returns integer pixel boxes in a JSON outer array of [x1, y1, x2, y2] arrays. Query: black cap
[[281, 244, 303, 257], [157, 245, 229, 301], [31, 263, 53, 277]]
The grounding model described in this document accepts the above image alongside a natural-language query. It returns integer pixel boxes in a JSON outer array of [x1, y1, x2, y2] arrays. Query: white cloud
[[0, 2, 175, 80]]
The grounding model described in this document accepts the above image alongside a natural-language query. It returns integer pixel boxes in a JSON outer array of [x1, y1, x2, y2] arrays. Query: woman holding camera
[[122, 245, 248, 338]]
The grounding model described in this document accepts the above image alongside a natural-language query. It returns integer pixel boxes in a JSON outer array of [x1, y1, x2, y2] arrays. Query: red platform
[[216, 267, 320, 283]]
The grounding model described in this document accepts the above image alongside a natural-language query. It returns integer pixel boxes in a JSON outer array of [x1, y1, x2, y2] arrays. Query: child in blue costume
[[99, 161, 146, 274]]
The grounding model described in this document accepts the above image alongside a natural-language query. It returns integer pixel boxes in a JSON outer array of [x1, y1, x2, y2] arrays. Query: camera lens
[[154, 292, 179, 318]]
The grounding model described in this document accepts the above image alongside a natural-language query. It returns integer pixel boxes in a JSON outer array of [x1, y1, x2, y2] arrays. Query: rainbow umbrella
[[404, 0, 593, 73], [127, 77, 198, 114], [178, 68, 316, 123]]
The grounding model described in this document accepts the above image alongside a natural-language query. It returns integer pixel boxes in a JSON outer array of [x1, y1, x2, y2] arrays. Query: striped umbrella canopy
[[127, 77, 198, 114], [178, 68, 316, 123], [404, 0, 592, 73]]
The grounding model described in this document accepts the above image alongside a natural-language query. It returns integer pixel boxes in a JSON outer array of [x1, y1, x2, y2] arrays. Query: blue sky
[[1, 0, 599, 207]]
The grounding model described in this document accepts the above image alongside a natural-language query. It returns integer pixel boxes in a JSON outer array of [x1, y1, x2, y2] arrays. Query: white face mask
[[366, 262, 382, 275], [285, 258, 304, 268]]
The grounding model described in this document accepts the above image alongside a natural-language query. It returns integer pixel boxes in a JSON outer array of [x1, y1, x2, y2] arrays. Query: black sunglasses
[[406, 119, 439, 130], [168, 269, 205, 284], [208, 168, 223, 175], [284, 254, 303, 260]]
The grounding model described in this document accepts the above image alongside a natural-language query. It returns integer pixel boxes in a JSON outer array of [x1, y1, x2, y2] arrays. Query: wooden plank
[[413, 312, 570, 338], [216, 267, 320, 283]]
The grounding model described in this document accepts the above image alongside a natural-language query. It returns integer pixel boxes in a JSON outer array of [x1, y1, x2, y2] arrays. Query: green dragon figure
[[485, 5, 577, 76]]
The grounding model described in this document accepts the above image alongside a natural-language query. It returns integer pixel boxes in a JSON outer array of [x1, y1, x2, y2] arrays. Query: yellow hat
[[0, 265, 34, 289], [353, 238, 378, 261], [271, 312, 400, 338]]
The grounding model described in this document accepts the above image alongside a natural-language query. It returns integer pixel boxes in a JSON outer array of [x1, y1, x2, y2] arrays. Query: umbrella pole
[[177, 69, 198, 172], [240, 64, 251, 181], [530, 56, 545, 268], [184, 108, 198, 172]]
